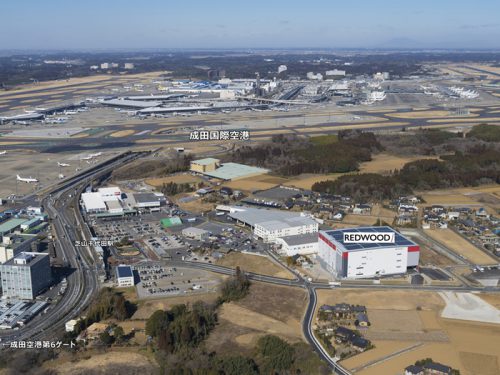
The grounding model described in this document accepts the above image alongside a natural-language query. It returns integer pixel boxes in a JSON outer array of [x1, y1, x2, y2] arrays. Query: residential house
[[405, 365, 424, 375]]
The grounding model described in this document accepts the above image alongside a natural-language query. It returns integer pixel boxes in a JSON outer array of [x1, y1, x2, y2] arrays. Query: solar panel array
[[323, 226, 416, 251]]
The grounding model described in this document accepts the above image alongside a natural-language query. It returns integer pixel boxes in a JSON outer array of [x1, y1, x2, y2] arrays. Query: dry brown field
[[316, 289, 500, 375], [216, 252, 295, 280], [425, 228, 496, 265]]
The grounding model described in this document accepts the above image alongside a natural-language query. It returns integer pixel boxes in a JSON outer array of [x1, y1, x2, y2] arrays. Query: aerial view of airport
[[1, 1, 500, 375]]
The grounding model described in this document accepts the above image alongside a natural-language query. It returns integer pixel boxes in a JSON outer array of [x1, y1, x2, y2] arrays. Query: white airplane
[[17, 175, 39, 183], [45, 117, 68, 124], [0, 151, 6, 155], [57, 162, 71, 167], [81, 152, 102, 160]]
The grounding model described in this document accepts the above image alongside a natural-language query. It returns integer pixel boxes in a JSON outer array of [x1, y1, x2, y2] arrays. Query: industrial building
[[81, 187, 127, 215], [318, 226, 419, 279], [132, 192, 164, 210], [222, 206, 319, 243], [0, 234, 38, 264], [81, 192, 108, 213], [0, 252, 52, 299], [254, 216, 318, 243], [190, 158, 269, 181], [0, 299, 48, 330], [190, 158, 221, 173], [276, 232, 319, 256], [116, 265, 134, 287], [0, 218, 28, 237], [100, 98, 162, 109], [20, 217, 41, 231], [181, 227, 209, 241]]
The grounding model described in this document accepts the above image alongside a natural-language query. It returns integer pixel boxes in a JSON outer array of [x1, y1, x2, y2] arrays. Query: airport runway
[[1, 104, 500, 153]]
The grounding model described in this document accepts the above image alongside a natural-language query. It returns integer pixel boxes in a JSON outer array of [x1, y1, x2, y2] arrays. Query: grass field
[[359, 153, 438, 174], [386, 110, 466, 119], [216, 252, 295, 280], [342, 205, 395, 226], [46, 350, 158, 374], [418, 185, 500, 213], [283, 173, 344, 190], [225, 175, 289, 192], [425, 229, 496, 265], [310, 134, 338, 145], [419, 191, 479, 205], [109, 129, 136, 137]]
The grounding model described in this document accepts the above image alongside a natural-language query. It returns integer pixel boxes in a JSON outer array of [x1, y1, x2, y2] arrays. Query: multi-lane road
[[0, 150, 148, 344]]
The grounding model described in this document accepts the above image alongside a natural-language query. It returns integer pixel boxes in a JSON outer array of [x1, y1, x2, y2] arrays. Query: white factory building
[[81, 187, 123, 214], [318, 226, 420, 279], [276, 233, 319, 256], [132, 192, 164, 211], [254, 216, 318, 243], [220, 206, 319, 244]]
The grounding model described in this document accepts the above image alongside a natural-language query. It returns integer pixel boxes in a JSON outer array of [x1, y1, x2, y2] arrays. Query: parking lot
[[89, 204, 268, 268], [135, 263, 222, 299]]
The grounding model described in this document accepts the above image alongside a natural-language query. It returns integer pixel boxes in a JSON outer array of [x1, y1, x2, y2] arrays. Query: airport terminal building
[[318, 226, 419, 279]]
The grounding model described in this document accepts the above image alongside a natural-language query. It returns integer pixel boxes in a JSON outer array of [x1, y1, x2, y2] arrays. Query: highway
[[0, 150, 148, 344]]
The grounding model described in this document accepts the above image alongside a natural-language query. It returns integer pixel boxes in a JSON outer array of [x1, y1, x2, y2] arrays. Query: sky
[[1, 0, 500, 50]]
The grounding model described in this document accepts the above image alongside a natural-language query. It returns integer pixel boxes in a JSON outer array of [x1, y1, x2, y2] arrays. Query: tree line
[[228, 131, 382, 176], [313, 145, 500, 201]]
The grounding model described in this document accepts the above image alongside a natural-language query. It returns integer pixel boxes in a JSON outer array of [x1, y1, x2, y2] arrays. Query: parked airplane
[[45, 117, 68, 124], [57, 162, 71, 167], [17, 175, 38, 183], [0, 151, 6, 155], [81, 152, 102, 160]]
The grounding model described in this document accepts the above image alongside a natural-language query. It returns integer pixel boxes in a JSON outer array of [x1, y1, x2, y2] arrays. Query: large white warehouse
[[318, 226, 419, 279], [254, 216, 318, 243], [222, 206, 319, 243]]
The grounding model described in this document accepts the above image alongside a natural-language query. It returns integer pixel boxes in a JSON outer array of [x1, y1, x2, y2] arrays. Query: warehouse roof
[[133, 193, 161, 204], [101, 98, 162, 108], [279, 232, 318, 246], [20, 217, 41, 226], [116, 265, 133, 278], [191, 158, 220, 166], [257, 216, 317, 231], [228, 206, 308, 227], [253, 186, 302, 201], [321, 226, 417, 251], [98, 187, 122, 197], [204, 162, 269, 181], [81, 192, 107, 211], [0, 218, 28, 235], [106, 200, 123, 210]]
